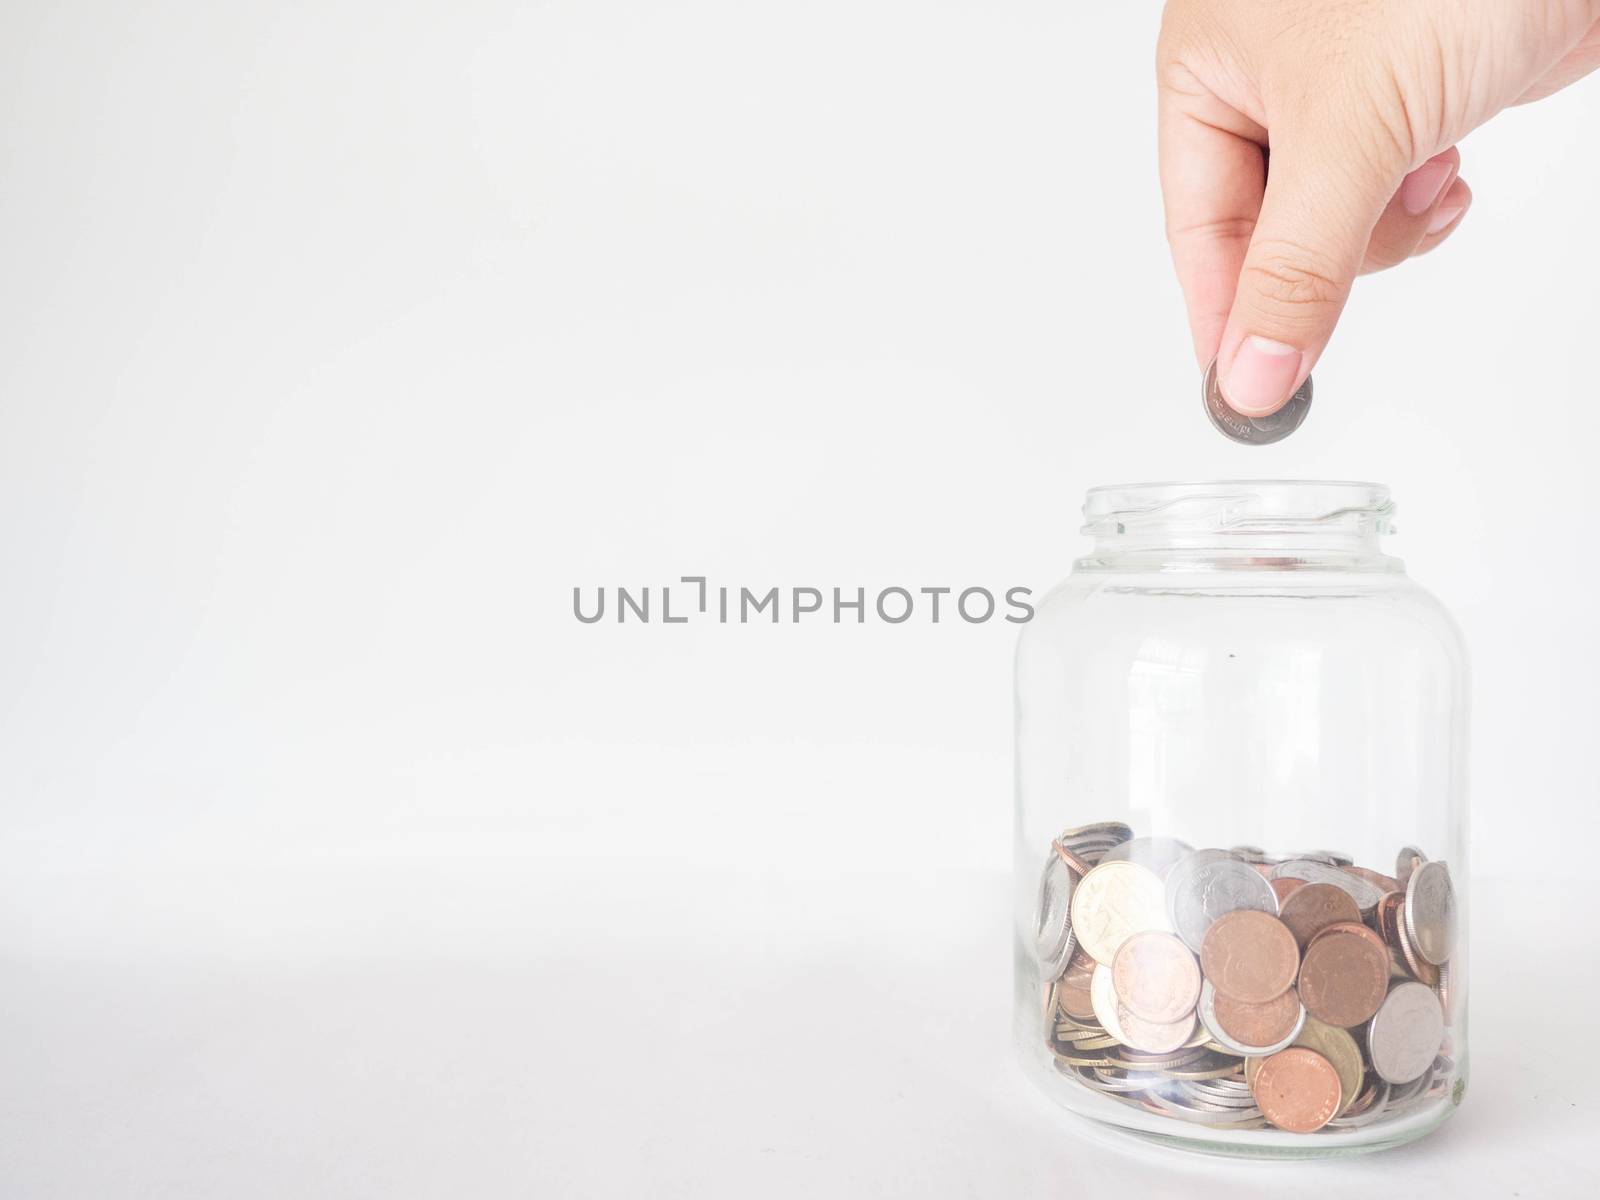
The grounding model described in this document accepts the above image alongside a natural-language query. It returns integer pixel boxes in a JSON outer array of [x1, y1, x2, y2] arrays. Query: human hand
[[1159, 0, 1600, 415]]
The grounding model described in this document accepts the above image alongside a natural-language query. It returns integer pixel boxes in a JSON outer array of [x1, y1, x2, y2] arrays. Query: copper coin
[[1051, 839, 1095, 878], [1297, 927, 1389, 1027], [1212, 986, 1303, 1048], [1311, 920, 1389, 959], [1200, 910, 1300, 1004], [1057, 976, 1097, 1022], [1344, 865, 1401, 894], [1112, 931, 1202, 1024], [1269, 877, 1305, 905], [1253, 1047, 1342, 1132], [1374, 891, 1405, 947], [1115, 1005, 1197, 1054], [1057, 947, 1099, 1021], [1277, 882, 1362, 949]]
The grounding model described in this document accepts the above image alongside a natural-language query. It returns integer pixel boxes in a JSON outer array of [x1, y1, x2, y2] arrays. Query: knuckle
[[1239, 244, 1348, 316], [1165, 214, 1257, 249]]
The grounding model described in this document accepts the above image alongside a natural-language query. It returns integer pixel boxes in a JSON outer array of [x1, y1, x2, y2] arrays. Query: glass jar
[[1013, 481, 1467, 1158]]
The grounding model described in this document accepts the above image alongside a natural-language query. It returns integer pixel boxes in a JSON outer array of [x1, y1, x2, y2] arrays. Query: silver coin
[[1367, 981, 1446, 1085], [1057, 821, 1134, 847], [1269, 858, 1384, 912], [1228, 844, 1267, 861], [1100, 835, 1194, 879], [1395, 845, 1428, 888], [1385, 1067, 1438, 1108], [1071, 1065, 1148, 1093], [1157, 1088, 1256, 1120], [1143, 1088, 1266, 1128], [1187, 1075, 1253, 1094], [1404, 860, 1457, 965], [1275, 850, 1344, 867], [1195, 980, 1305, 1056], [1327, 1083, 1390, 1128], [1035, 853, 1077, 979], [1165, 850, 1279, 951], [1184, 1078, 1261, 1109], [1201, 356, 1313, 445], [1299, 849, 1354, 867]]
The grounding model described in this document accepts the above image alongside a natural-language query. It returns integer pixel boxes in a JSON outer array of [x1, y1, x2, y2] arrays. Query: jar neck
[[1078, 481, 1402, 573], [1076, 542, 1402, 573]]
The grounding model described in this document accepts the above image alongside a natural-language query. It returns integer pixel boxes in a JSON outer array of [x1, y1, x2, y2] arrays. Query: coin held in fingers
[[1202, 357, 1313, 445]]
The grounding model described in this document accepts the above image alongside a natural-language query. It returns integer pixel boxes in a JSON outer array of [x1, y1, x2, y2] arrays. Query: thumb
[[1217, 138, 1399, 417]]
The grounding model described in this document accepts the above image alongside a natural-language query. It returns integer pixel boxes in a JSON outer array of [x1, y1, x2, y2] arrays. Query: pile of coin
[[1037, 822, 1458, 1134]]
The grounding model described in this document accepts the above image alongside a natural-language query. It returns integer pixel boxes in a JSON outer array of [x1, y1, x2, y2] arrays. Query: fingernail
[[1427, 204, 1465, 235], [1221, 336, 1302, 416], [1401, 159, 1456, 215]]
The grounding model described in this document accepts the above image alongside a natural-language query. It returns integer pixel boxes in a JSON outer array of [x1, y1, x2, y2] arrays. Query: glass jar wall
[[1013, 482, 1467, 1158]]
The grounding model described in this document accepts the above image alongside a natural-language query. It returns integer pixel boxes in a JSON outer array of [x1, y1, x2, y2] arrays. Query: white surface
[[3, 1, 1600, 1195], [2, 864, 1596, 1196]]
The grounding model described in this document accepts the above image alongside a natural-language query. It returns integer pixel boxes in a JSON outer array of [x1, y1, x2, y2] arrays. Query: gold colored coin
[[1089, 964, 1131, 1043], [1051, 1049, 1120, 1067], [1070, 861, 1171, 965], [1165, 1063, 1251, 1081]]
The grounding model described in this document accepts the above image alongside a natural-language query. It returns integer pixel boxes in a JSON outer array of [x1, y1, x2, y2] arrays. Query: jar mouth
[[1082, 481, 1395, 538]]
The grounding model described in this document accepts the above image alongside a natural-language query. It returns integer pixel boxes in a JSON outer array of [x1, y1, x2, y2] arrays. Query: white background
[[2, 1, 1598, 1195]]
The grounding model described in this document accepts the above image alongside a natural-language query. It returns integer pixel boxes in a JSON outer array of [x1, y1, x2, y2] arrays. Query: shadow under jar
[[1013, 481, 1467, 1159]]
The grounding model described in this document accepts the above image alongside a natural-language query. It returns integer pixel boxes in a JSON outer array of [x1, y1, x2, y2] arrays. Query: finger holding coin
[[1201, 357, 1313, 445]]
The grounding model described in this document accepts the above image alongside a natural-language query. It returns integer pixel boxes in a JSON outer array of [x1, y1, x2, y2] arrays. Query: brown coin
[[1340, 1077, 1384, 1119], [1115, 1005, 1197, 1054], [1298, 927, 1389, 1027], [1057, 949, 1098, 1021], [1212, 986, 1302, 1048], [1200, 910, 1300, 1004], [1270, 877, 1305, 905], [1112, 931, 1202, 1024], [1311, 919, 1389, 959], [1277, 882, 1362, 948], [1252, 1047, 1342, 1133], [1374, 891, 1405, 947], [1344, 865, 1401, 894], [1050, 839, 1095, 878], [1057, 976, 1096, 1022]]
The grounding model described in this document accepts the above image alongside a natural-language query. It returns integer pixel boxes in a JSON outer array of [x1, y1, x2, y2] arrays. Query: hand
[[1159, 0, 1600, 415]]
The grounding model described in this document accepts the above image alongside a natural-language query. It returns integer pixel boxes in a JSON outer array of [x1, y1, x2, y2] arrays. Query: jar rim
[[1082, 480, 1395, 537]]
